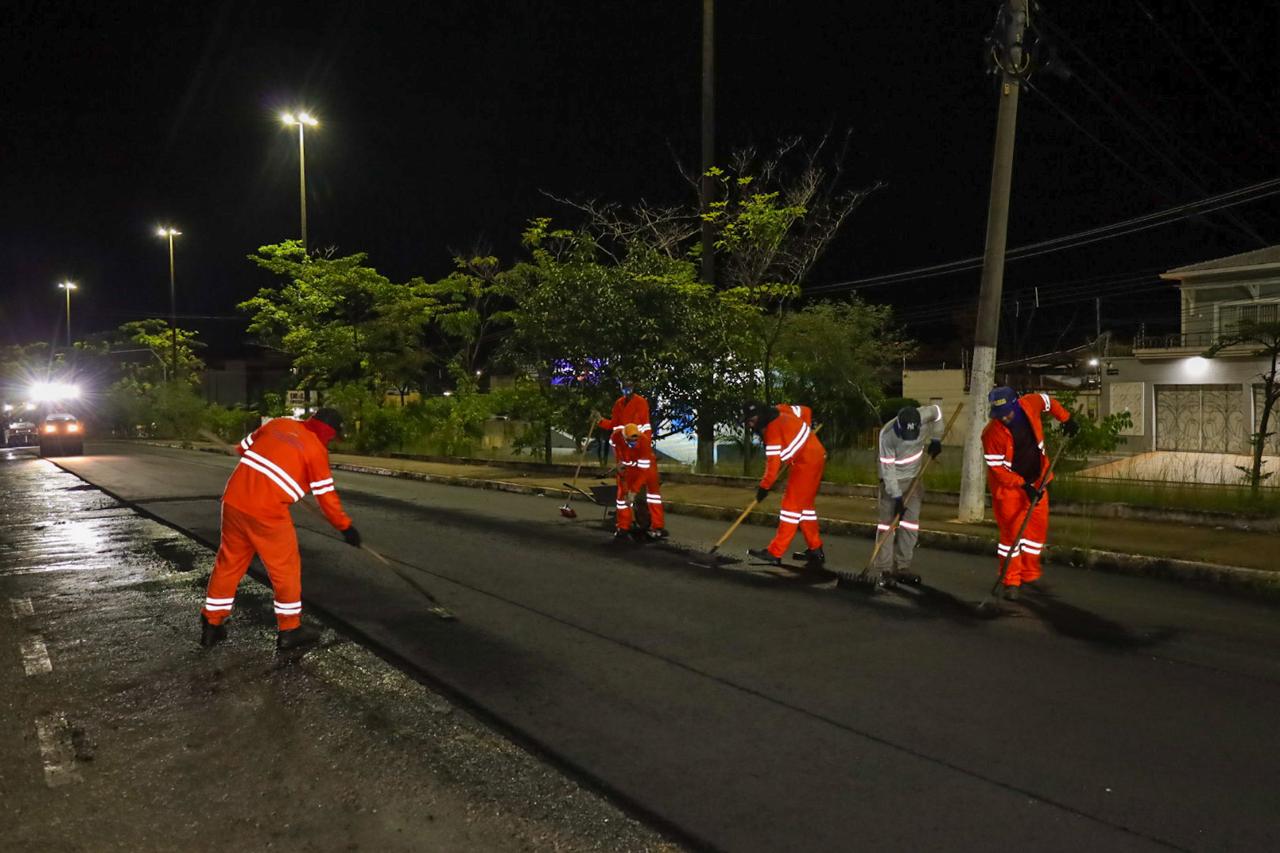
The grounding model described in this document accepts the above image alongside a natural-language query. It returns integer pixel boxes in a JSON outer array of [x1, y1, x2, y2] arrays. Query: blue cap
[[988, 386, 1017, 418]]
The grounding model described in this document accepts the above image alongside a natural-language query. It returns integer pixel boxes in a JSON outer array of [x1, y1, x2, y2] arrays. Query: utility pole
[[700, 0, 715, 287], [698, 0, 719, 474], [958, 0, 1031, 523]]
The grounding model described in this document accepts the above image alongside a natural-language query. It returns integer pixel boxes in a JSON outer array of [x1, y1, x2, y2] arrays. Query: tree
[[773, 299, 913, 448], [552, 136, 884, 470], [115, 319, 205, 387], [1204, 320, 1280, 493]]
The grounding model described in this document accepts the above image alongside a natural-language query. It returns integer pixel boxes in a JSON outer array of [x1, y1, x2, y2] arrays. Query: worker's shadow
[[887, 583, 1178, 651]]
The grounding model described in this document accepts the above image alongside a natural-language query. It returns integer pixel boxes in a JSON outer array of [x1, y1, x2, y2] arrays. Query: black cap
[[742, 400, 779, 432], [894, 406, 921, 441], [310, 407, 344, 438]]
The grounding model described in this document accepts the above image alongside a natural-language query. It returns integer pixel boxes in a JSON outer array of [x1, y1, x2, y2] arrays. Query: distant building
[[1101, 246, 1280, 455]]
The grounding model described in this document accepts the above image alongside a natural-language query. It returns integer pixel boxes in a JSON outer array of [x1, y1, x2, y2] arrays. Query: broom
[[559, 410, 601, 519]]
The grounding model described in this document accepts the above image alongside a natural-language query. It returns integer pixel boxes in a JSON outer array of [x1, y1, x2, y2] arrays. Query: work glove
[[1021, 483, 1041, 504], [755, 486, 770, 503], [927, 439, 942, 459], [342, 525, 362, 548], [892, 496, 905, 519], [1061, 417, 1080, 438]]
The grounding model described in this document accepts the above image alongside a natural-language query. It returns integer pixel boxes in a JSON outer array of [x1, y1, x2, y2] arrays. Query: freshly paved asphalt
[[53, 442, 1280, 852]]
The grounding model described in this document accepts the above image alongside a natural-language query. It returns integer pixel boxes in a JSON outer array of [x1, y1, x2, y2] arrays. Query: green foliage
[[115, 320, 205, 387], [773, 300, 914, 445], [1045, 390, 1132, 467]]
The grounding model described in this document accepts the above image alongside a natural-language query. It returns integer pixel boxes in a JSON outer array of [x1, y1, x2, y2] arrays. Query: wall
[[901, 369, 966, 445], [1100, 354, 1273, 453]]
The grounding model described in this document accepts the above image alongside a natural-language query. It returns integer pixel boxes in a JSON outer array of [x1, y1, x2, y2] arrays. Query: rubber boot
[[747, 547, 782, 567], [1002, 584, 1021, 601], [276, 623, 322, 652], [879, 570, 898, 589], [645, 528, 669, 541], [199, 615, 227, 648], [891, 568, 921, 585], [791, 547, 826, 568], [612, 528, 631, 541]]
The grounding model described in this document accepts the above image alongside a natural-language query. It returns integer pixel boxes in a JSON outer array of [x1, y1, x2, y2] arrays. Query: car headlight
[[66, 423, 80, 433], [44, 425, 57, 434]]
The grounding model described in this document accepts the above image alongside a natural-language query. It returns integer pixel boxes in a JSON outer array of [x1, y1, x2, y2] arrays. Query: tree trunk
[[742, 423, 752, 476], [1253, 361, 1278, 494], [696, 414, 716, 474]]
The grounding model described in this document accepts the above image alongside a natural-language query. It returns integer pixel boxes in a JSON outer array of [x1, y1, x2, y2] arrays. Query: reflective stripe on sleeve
[[895, 450, 923, 465]]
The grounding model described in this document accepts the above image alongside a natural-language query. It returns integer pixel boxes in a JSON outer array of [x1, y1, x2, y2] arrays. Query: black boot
[[747, 547, 782, 566], [276, 623, 322, 652], [199, 615, 227, 648], [645, 528, 669, 541], [791, 547, 826, 567], [878, 570, 898, 589], [1002, 584, 1021, 601], [891, 568, 921, 585], [612, 528, 632, 541]]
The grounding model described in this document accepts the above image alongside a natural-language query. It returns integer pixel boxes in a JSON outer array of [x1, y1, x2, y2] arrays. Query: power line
[[806, 177, 1280, 295]]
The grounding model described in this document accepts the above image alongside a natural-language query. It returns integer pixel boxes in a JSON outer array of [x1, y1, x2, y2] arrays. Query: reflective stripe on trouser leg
[[872, 487, 898, 571], [992, 491, 1035, 586], [1017, 491, 1050, 582], [893, 485, 923, 570], [643, 467, 664, 530], [614, 474, 633, 530], [766, 459, 824, 557], [242, 511, 304, 630], [202, 503, 256, 625]]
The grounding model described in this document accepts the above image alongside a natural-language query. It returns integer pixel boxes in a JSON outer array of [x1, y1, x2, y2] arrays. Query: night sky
[[3, 1, 1277, 361]]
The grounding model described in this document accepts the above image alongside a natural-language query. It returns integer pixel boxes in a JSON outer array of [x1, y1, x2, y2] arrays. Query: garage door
[[1155, 384, 1248, 453]]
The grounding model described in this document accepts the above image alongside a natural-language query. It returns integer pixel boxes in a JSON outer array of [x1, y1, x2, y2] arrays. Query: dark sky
[[3, 1, 1278, 361]]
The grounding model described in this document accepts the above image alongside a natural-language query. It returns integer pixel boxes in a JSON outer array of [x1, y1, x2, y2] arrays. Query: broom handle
[[569, 410, 601, 491], [711, 499, 759, 551], [863, 403, 965, 572]]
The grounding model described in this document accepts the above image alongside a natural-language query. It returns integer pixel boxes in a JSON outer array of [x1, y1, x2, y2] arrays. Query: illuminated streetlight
[[156, 227, 182, 380], [281, 111, 319, 250], [57, 281, 78, 347]]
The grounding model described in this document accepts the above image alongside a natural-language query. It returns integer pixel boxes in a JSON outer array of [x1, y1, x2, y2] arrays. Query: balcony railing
[[1133, 332, 1217, 351]]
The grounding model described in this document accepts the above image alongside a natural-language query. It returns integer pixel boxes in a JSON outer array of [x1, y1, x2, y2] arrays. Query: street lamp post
[[57, 281, 77, 348], [156, 227, 182, 381], [280, 111, 319, 251]]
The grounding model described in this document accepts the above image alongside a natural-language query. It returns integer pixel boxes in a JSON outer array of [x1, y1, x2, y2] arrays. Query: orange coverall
[[981, 392, 1071, 587], [598, 393, 652, 438], [201, 418, 352, 630], [760, 404, 825, 558], [611, 429, 665, 531]]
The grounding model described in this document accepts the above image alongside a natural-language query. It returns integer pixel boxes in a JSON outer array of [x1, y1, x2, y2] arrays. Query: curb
[[126, 442, 1279, 602], [325, 460, 1280, 603]]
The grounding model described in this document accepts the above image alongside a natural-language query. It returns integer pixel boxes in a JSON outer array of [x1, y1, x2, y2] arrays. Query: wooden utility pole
[[959, 0, 1030, 522]]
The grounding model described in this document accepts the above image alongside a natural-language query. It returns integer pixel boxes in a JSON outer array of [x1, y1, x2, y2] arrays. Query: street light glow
[[1087, 357, 1100, 367], [58, 281, 77, 291], [156, 226, 182, 237], [281, 111, 319, 127]]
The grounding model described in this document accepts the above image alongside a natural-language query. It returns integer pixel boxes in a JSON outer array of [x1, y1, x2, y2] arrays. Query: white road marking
[[20, 636, 52, 675], [10, 597, 34, 617], [34, 712, 82, 787]]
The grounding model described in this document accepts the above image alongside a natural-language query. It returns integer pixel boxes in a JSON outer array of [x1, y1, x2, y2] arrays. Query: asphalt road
[[52, 441, 1280, 852]]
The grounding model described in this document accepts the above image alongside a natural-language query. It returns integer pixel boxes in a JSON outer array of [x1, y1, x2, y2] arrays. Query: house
[[1100, 245, 1280, 456]]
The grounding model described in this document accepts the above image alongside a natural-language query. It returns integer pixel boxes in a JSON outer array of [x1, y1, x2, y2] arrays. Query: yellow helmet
[[623, 423, 641, 443]]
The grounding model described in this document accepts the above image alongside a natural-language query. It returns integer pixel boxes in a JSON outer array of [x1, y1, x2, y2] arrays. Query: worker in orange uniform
[[982, 387, 1078, 600], [611, 423, 667, 540], [597, 378, 652, 443], [743, 401, 827, 568], [199, 408, 361, 651]]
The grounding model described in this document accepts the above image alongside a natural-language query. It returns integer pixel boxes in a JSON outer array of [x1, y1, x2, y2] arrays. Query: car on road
[[38, 413, 84, 457], [5, 419, 38, 447]]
